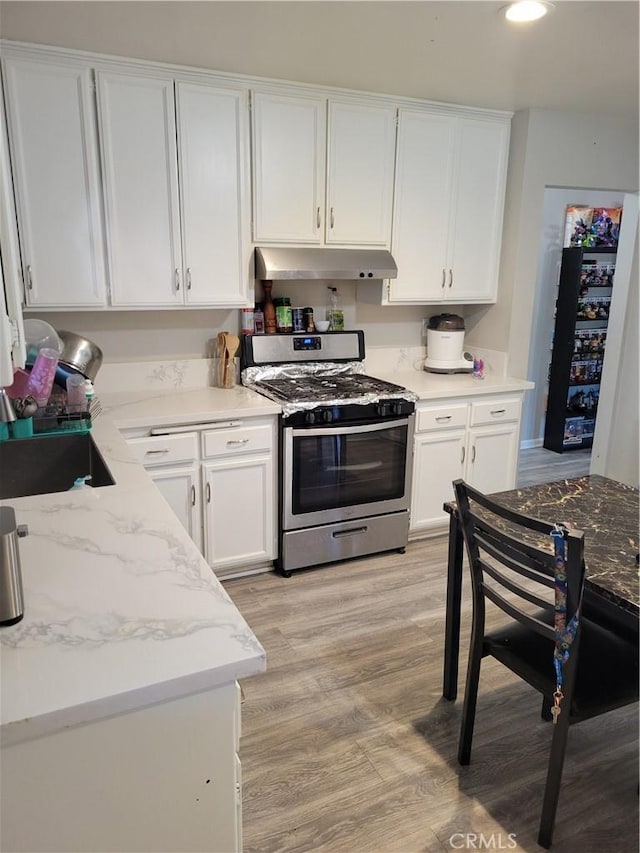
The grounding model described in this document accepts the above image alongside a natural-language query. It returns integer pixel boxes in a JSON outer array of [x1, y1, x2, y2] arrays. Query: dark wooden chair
[[453, 479, 639, 849]]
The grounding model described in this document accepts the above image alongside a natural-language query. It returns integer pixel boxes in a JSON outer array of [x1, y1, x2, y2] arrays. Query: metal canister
[[0, 507, 28, 626], [292, 307, 305, 332], [241, 307, 254, 335], [303, 307, 315, 333]]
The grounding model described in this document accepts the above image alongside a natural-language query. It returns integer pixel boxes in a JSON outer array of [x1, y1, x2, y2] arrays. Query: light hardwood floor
[[517, 446, 591, 488], [225, 447, 637, 853]]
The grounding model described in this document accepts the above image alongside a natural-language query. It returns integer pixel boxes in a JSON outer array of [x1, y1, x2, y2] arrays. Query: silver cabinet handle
[[145, 448, 170, 455], [330, 207, 335, 229], [174, 268, 181, 292], [205, 482, 211, 503], [186, 267, 192, 291], [226, 438, 249, 446], [490, 409, 506, 416], [316, 206, 321, 229], [461, 446, 465, 463], [436, 415, 452, 422], [471, 446, 476, 463], [441, 269, 446, 289], [191, 484, 196, 506], [448, 269, 453, 288], [26, 265, 33, 290]]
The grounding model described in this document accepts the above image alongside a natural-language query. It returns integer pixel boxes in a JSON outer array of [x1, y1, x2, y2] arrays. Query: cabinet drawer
[[202, 423, 272, 458], [470, 397, 521, 426], [126, 433, 198, 467], [416, 403, 468, 433]]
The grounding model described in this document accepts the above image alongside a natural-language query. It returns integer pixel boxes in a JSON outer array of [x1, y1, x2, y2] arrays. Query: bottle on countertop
[[327, 287, 344, 331]]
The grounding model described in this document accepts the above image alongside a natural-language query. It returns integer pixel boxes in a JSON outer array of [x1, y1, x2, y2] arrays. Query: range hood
[[255, 247, 398, 281]]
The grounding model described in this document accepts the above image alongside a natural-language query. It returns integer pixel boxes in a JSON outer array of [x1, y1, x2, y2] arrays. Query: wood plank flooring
[[224, 446, 635, 853], [517, 446, 591, 488]]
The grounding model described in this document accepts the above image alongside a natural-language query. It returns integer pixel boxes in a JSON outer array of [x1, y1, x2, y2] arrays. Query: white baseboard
[[520, 438, 544, 450]]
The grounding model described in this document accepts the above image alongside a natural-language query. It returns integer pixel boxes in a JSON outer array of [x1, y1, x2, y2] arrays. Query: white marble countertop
[[373, 369, 534, 400], [0, 388, 273, 746], [0, 359, 531, 745]]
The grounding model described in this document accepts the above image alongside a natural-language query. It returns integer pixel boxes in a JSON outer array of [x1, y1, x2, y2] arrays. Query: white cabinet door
[[97, 72, 183, 307], [252, 92, 325, 243], [466, 422, 519, 495], [446, 119, 510, 302], [389, 110, 509, 305], [411, 428, 466, 532], [2, 57, 107, 308], [389, 110, 455, 303], [326, 101, 396, 246], [203, 454, 275, 570], [176, 82, 250, 306], [149, 464, 203, 554]]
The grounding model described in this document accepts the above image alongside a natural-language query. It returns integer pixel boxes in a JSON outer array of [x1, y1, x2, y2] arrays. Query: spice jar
[[303, 307, 315, 333], [273, 297, 293, 333]]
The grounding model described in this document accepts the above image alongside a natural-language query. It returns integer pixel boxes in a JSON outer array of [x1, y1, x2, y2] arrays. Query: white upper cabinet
[[389, 109, 510, 304], [97, 72, 250, 308], [252, 92, 397, 246], [97, 72, 182, 307], [251, 92, 326, 244], [325, 101, 396, 245], [175, 82, 249, 306], [2, 57, 108, 308]]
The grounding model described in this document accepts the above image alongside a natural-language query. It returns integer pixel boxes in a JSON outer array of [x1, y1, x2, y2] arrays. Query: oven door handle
[[290, 418, 410, 438], [325, 461, 383, 472]]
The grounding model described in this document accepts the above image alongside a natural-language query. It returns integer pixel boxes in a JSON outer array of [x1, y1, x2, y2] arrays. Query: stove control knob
[[391, 402, 403, 416], [376, 402, 391, 417], [305, 411, 317, 425], [322, 408, 334, 423]]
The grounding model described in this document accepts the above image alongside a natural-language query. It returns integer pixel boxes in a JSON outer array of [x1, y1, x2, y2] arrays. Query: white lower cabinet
[[410, 394, 522, 534], [203, 453, 275, 571], [148, 465, 202, 553], [1, 681, 243, 852], [123, 416, 277, 577]]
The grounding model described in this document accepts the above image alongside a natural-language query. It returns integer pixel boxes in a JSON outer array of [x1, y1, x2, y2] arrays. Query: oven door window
[[291, 422, 408, 515]]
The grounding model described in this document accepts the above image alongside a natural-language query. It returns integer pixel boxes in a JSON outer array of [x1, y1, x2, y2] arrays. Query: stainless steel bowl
[[56, 331, 103, 381]]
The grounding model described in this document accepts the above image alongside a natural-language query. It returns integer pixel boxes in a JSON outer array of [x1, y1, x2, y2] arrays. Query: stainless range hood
[[255, 247, 398, 281]]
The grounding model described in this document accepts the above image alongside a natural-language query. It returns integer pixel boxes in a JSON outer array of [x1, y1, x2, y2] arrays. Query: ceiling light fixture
[[502, 1, 554, 23]]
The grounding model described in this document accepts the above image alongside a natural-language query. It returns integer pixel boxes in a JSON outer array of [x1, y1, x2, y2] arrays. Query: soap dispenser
[[0, 507, 28, 626]]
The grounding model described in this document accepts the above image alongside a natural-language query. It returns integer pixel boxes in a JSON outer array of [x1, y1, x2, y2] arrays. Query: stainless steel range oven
[[242, 331, 416, 576]]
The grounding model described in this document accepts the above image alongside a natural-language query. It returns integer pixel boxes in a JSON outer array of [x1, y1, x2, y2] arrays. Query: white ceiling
[[0, 1, 638, 119]]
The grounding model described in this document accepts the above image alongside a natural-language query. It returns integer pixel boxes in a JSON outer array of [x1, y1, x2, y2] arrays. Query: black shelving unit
[[543, 246, 616, 453]]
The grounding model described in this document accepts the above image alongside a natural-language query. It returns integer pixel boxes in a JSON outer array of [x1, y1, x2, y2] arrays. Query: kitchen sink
[[0, 432, 115, 499]]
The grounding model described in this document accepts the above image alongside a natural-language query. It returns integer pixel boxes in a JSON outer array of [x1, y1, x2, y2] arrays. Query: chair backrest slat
[[483, 585, 557, 640], [474, 517, 556, 581], [475, 529, 555, 589], [480, 559, 554, 613], [453, 479, 585, 636]]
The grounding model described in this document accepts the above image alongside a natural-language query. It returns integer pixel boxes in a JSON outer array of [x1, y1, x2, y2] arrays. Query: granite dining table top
[[447, 474, 639, 617]]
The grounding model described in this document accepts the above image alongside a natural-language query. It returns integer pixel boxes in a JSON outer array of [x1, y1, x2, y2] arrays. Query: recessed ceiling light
[[502, 1, 554, 23]]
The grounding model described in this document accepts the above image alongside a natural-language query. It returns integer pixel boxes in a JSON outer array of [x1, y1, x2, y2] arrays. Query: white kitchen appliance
[[424, 313, 473, 374]]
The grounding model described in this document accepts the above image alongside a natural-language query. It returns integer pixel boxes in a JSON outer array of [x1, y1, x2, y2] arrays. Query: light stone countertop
[[0, 385, 277, 747], [375, 369, 534, 400], [0, 364, 531, 745]]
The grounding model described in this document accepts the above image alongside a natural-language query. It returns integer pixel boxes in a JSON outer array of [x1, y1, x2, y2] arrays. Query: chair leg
[[537, 709, 571, 848], [458, 642, 483, 765]]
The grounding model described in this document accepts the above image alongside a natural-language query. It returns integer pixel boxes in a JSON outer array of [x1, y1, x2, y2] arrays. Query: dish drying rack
[[10, 392, 102, 439]]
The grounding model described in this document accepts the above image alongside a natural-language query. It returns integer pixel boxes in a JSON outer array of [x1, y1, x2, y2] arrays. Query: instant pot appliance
[[424, 313, 473, 374]]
